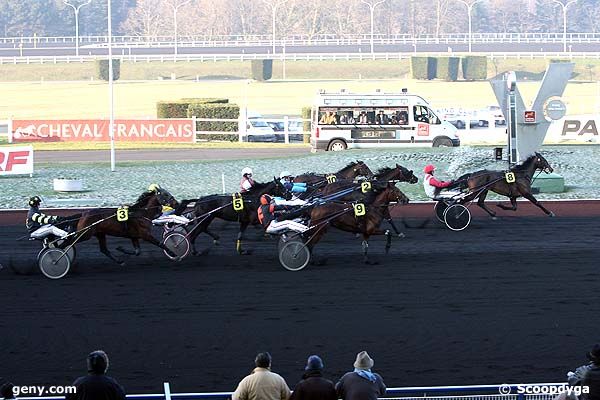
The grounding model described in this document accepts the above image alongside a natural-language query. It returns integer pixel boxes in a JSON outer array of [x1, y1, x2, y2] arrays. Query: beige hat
[[353, 351, 374, 370]]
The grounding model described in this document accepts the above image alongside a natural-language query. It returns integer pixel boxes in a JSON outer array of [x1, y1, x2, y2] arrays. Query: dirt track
[[1, 215, 599, 393]]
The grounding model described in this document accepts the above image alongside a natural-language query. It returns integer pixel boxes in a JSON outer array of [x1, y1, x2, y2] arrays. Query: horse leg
[[384, 209, 405, 238], [237, 222, 252, 255], [497, 197, 518, 211], [306, 223, 328, 265], [116, 238, 140, 255], [476, 189, 497, 217], [522, 192, 555, 217], [97, 233, 125, 266]]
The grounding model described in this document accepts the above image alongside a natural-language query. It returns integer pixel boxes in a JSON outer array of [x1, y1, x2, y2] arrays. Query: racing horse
[[184, 178, 286, 255], [318, 163, 418, 236], [307, 183, 409, 264], [293, 161, 374, 187], [461, 152, 555, 217], [72, 188, 180, 265]]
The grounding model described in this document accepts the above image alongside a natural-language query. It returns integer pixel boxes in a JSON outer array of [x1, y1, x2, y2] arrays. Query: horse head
[[396, 163, 418, 184], [534, 152, 554, 174], [354, 160, 374, 179]]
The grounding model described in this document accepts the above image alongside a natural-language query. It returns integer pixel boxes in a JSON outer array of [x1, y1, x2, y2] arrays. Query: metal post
[[172, 1, 191, 57], [284, 115, 289, 144], [507, 83, 517, 165], [108, 0, 115, 172], [360, 0, 386, 55], [64, 0, 91, 57], [551, 0, 577, 53], [455, 0, 482, 53], [272, 5, 276, 54], [163, 383, 172, 400]]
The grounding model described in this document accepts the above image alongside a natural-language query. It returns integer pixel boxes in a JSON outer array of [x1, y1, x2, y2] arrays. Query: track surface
[[1, 215, 598, 393]]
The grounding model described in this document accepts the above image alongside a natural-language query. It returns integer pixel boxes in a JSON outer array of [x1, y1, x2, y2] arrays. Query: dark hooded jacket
[[65, 374, 125, 400], [290, 370, 337, 400]]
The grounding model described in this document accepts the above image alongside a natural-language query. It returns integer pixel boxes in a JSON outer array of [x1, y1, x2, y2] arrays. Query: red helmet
[[423, 164, 435, 174], [260, 194, 272, 205]]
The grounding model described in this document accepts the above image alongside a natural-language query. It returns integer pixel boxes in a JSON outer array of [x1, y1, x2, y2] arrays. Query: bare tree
[[121, 0, 167, 37]]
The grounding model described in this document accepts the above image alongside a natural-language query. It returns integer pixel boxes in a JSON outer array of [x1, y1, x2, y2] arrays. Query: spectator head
[[305, 355, 324, 371], [588, 344, 600, 364], [0, 379, 15, 399], [353, 351, 374, 370], [87, 350, 110, 375], [255, 352, 272, 369]]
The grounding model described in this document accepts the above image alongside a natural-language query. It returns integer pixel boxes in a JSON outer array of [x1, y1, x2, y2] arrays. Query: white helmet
[[279, 170, 292, 179], [242, 167, 253, 176]]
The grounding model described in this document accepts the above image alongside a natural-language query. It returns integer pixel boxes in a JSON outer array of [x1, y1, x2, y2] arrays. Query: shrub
[[462, 56, 487, 80], [301, 106, 312, 133], [251, 59, 273, 81], [410, 57, 437, 80], [95, 59, 120, 81], [436, 57, 460, 81], [187, 103, 240, 141], [157, 98, 230, 118]]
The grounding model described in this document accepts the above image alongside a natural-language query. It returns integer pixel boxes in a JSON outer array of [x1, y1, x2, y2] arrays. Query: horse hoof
[[213, 240, 220, 246], [549, 211, 556, 217], [118, 262, 125, 267], [397, 233, 406, 239], [491, 216, 498, 221]]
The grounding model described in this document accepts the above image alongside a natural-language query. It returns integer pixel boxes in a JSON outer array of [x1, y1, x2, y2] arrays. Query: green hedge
[[157, 98, 230, 118], [188, 103, 240, 141], [410, 56, 437, 80], [251, 59, 273, 81], [462, 56, 487, 80], [95, 59, 120, 81], [436, 57, 460, 81]]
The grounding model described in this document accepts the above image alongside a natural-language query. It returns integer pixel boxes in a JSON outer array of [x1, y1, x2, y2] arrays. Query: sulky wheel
[[163, 232, 190, 260], [278, 240, 311, 271], [434, 201, 448, 223], [38, 248, 71, 279], [162, 224, 188, 238], [443, 204, 471, 231], [277, 232, 304, 253]]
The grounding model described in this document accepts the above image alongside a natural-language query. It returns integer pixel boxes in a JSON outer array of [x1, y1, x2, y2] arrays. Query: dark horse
[[307, 183, 409, 264], [318, 164, 418, 235], [183, 179, 286, 255], [294, 161, 374, 187], [72, 188, 180, 265], [461, 152, 555, 217]]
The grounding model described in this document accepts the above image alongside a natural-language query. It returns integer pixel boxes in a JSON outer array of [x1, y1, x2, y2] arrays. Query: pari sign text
[[11, 119, 195, 143], [0, 146, 34, 176]]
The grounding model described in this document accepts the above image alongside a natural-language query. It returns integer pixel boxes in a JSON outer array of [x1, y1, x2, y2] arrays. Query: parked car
[[265, 119, 305, 142], [244, 118, 277, 142], [475, 105, 506, 127]]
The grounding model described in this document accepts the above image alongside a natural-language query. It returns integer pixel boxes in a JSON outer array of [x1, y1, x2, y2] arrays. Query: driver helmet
[[242, 167, 253, 177], [28, 196, 42, 207], [279, 170, 293, 181], [423, 165, 435, 174], [87, 350, 109, 375], [260, 194, 272, 205], [148, 183, 161, 193]]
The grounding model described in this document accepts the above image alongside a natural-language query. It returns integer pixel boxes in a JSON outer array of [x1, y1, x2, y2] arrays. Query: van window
[[413, 105, 429, 123], [250, 120, 269, 128]]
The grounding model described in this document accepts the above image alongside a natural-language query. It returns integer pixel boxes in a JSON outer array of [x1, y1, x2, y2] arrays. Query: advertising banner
[[11, 119, 195, 143], [0, 145, 33, 176]]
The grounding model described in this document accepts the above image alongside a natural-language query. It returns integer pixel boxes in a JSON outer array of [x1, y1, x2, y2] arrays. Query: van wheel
[[433, 137, 453, 147], [328, 139, 347, 151]]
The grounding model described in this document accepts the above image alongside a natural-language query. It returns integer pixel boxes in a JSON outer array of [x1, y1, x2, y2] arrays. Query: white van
[[310, 90, 460, 151]]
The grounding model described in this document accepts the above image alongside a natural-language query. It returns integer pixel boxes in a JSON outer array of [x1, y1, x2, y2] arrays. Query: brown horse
[[463, 152, 555, 218], [72, 188, 180, 265], [307, 183, 409, 264], [294, 161, 374, 187], [318, 164, 418, 235]]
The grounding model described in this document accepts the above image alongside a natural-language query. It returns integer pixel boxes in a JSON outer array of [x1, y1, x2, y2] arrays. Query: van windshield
[[250, 120, 269, 128]]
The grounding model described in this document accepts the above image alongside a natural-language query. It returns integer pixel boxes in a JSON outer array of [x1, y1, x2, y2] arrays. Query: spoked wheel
[[277, 232, 303, 252], [38, 248, 71, 279], [162, 224, 188, 238], [278, 239, 311, 271], [443, 204, 471, 231], [41, 244, 76, 264], [434, 201, 448, 223], [163, 232, 190, 260]]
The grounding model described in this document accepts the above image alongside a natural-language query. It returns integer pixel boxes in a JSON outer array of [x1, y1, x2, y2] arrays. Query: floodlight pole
[[360, 0, 387, 54], [270, 0, 288, 55], [171, 0, 191, 56], [64, 0, 92, 56], [455, 0, 483, 53], [550, 0, 577, 52]]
